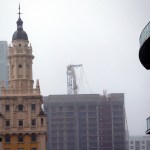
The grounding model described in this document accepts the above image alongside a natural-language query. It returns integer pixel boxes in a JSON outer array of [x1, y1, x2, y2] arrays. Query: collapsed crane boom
[[67, 64, 82, 94]]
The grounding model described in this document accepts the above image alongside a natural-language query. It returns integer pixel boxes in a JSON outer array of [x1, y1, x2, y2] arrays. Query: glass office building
[[0, 41, 8, 94]]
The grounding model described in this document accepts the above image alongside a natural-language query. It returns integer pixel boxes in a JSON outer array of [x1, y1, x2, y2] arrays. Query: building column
[[38, 134, 46, 150]]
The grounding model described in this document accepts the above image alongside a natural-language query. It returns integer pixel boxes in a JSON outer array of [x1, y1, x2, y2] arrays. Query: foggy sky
[[0, 0, 150, 136]]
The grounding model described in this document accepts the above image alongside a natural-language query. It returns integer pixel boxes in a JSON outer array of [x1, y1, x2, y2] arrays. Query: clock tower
[[0, 5, 47, 150]]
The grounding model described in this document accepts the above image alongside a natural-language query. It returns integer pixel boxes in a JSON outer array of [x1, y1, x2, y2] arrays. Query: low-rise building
[[129, 136, 150, 150]]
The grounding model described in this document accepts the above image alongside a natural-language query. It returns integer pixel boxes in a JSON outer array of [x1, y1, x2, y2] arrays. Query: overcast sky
[[0, 0, 150, 136]]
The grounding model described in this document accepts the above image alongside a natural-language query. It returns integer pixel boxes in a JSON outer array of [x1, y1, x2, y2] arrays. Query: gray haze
[[0, 0, 150, 136]]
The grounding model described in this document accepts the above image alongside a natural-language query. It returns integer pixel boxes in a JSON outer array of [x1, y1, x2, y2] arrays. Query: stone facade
[[0, 7, 47, 150]]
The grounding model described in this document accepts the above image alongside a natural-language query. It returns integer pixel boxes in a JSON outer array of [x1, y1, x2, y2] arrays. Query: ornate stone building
[[0, 6, 47, 150]]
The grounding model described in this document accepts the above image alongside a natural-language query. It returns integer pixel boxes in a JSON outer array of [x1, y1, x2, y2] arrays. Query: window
[[31, 134, 36, 142], [31, 104, 35, 111], [19, 120, 23, 126], [130, 141, 133, 144], [18, 148, 23, 150], [31, 148, 36, 150], [78, 106, 86, 111], [5, 149, 10, 150], [130, 146, 133, 149], [19, 64, 22, 68], [5, 134, 10, 143], [18, 134, 23, 142], [6, 120, 10, 126], [146, 141, 150, 147], [18, 105, 23, 111], [31, 119, 36, 126], [19, 44, 21, 47], [41, 118, 43, 125], [6, 105, 10, 111], [135, 141, 140, 147]]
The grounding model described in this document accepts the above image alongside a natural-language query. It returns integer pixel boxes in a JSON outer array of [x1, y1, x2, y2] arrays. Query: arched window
[[18, 134, 23, 142], [41, 118, 43, 125], [18, 105, 23, 111], [31, 133, 36, 142], [18, 64, 23, 76], [5, 134, 10, 143]]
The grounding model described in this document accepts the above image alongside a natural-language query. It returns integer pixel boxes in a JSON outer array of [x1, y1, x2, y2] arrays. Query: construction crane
[[67, 64, 82, 95]]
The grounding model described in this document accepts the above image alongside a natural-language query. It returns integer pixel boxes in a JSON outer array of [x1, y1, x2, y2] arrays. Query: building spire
[[16, 4, 23, 31], [12, 4, 28, 40], [18, 4, 22, 18]]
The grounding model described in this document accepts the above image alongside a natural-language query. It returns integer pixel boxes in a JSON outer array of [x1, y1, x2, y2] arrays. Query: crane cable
[[77, 66, 93, 94], [77, 67, 83, 93]]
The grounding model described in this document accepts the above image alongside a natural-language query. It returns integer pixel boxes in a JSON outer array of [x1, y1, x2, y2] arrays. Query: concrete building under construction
[[44, 93, 127, 150]]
